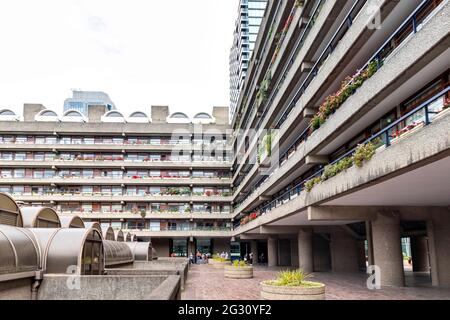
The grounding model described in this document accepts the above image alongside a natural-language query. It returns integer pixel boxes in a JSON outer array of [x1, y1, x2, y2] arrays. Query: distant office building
[[229, 0, 267, 119], [64, 90, 116, 115]]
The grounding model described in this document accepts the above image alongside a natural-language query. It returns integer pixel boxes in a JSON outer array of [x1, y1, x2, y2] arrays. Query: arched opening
[[20, 207, 61, 228], [0, 193, 23, 227], [59, 215, 85, 228]]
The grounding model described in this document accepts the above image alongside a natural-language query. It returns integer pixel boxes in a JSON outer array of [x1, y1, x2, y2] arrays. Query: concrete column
[[251, 240, 259, 264], [410, 236, 430, 272], [330, 227, 359, 273], [267, 236, 278, 267], [356, 240, 367, 271], [371, 212, 405, 287], [428, 209, 450, 287], [365, 221, 375, 266], [298, 228, 314, 273], [291, 238, 299, 268]]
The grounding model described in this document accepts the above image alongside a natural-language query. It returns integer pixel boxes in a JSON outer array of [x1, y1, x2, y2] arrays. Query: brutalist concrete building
[[1, 0, 450, 291]]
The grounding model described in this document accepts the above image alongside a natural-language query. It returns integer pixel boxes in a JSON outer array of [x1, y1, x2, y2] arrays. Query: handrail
[[255, 86, 449, 214], [360, 0, 434, 72]]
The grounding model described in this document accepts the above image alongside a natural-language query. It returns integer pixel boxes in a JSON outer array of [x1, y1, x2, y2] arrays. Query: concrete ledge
[[37, 274, 181, 300]]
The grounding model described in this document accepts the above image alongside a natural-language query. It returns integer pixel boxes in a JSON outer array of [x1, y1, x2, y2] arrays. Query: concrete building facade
[[1, 0, 450, 292], [229, 0, 450, 288], [0, 104, 234, 258]]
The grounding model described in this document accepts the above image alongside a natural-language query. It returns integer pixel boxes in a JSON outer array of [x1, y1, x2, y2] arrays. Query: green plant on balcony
[[310, 60, 379, 132], [352, 140, 377, 167], [305, 176, 321, 192], [184, 206, 191, 213], [140, 210, 147, 219]]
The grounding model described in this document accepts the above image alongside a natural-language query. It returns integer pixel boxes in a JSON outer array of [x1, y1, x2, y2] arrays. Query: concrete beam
[[298, 17, 309, 28], [305, 155, 328, 165], [300, 61, 314, 73], [259, 196, 271, 201], [303, 107, 317, 119], [238, 234, 268, 240], [260, 226, 300, 235], [308, 206, 377, 222]]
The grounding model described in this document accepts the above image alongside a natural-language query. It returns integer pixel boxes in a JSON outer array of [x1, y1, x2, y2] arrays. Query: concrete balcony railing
[[12, 193, 235, 203], [129, 229, 234, 238], [58, 211, 233, 220], [0, 142, 232, 152], [233, 89, 450, 235], [0, 159, 232, 169], [0, 177, 232, 186]]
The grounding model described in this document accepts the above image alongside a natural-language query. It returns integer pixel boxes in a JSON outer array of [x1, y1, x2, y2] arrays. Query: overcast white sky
[[0, 0, 239, 117]]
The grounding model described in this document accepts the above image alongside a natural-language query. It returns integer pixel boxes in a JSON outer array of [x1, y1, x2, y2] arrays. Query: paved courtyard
[[182, 264, 450, 300]]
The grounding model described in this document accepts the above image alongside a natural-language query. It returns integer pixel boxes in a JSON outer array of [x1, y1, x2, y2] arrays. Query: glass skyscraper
[[229, 0, 267, 120]]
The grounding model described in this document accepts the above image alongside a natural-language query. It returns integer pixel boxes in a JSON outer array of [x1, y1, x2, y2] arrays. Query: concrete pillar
[[365, 221, 375, 266], [251, 240, 259, 264], [371, 212, 405, 287], [330, 227, 359, 273], [298, 228, 313, 273], [356, 240, 367, 271], [410, 236, 430, 272], [291, 238, 299, 268], [267, 236, 278, 267], [427, 209, 450, 287]]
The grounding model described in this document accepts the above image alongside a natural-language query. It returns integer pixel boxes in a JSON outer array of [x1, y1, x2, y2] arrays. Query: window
[[149, 220, 161, 231]]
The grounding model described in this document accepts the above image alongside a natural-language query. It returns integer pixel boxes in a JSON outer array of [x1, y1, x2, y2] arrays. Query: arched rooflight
[[61, 109, 86, 122], [194, 112, 212, 119], [130, 111, 147, 118], [192, 112, 215, 124], [102, 110, 126, 123], [35, 109, 59, 122], [171, 112, 189, 119], [128, 111, 151, 123], [0, 109, 16, 116], [0, 109, 19, 121], [167, 112, 190, 124], [40, 110, 58, 117]]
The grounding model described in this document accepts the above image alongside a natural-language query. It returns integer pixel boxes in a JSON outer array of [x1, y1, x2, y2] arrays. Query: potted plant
[[261, 269, 325, 300], [224, 260, 253, 279]]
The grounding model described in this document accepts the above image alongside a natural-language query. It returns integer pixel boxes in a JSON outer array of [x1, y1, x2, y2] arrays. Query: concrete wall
[[152, 238, 171, 257], [23, 104, 45, 121], [87, 105, 107, 122], [330, 227, 359, 273], [37, 274, 181, 300], [213, 238, 231, 255], [0, 278, 33, 300], [213, 106, 230, 125], [151, 106, 169, 124]]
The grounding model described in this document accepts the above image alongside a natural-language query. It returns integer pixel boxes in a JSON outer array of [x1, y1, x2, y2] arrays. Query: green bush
[[266, 269, 321, 287]]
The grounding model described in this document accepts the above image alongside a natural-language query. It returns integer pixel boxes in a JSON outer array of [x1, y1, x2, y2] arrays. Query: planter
[[209, 260, 230, 269], [260, 281, 325, 300], [224, 266, 253, 279]]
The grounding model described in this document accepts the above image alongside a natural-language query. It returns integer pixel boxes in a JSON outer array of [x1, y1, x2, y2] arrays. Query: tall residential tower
[[229, 0, 267, 120]]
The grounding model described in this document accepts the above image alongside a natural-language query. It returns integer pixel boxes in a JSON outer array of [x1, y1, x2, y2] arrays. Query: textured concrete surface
[[182, 265, 450, 300], [38, 274, 181, 300]]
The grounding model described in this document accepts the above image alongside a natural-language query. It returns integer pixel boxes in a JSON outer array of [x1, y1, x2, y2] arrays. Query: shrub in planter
[[352, 141, 377, 167], [225, 260, 253, 279], [261, 269, 325, 300]]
